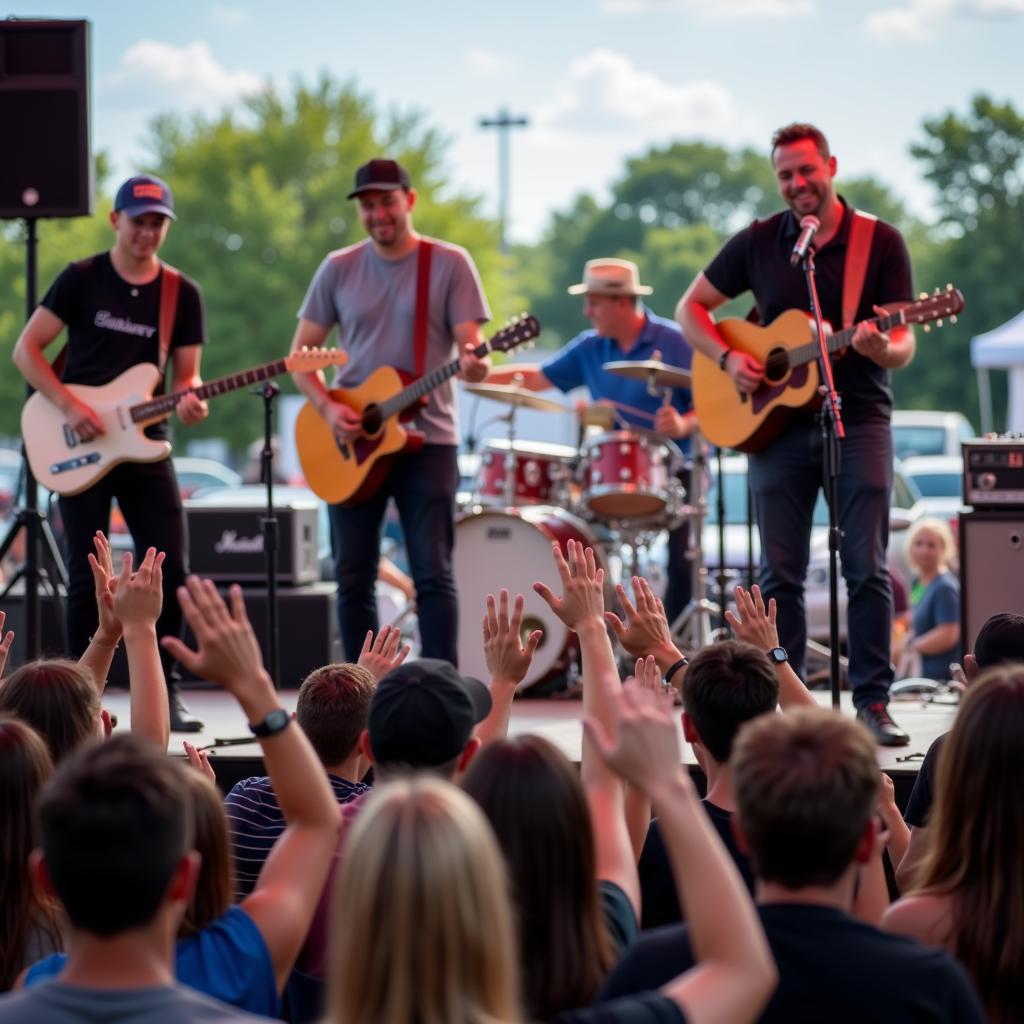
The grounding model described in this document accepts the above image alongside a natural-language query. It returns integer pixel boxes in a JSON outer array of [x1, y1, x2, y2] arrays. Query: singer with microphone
[[675, 122, 916, 747]]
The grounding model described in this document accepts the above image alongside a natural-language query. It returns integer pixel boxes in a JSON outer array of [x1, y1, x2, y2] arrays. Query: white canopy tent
[[970, 310, 1024, 433]]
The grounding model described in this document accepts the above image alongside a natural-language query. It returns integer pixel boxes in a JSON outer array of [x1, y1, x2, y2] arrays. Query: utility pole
[[478, 106, 528, 254]]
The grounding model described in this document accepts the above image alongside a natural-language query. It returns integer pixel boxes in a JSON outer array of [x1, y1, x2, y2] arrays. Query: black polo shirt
[[703, 197, 913, 421]]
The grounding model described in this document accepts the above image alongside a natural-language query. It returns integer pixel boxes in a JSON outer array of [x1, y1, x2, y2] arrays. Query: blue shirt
[[541, 310, 693, 450], [25, 906, 279, 1018], [911, 571, 960, 680], [225, 773, 369, 900]]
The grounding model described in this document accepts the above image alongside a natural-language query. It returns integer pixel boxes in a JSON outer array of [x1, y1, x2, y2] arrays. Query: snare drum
[[581, 430, 671, 520], [453, 506, 608, 689], [475, 439, 577, 506]]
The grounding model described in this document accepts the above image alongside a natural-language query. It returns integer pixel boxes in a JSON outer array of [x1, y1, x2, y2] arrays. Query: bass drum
[[454, 506, 609, 691]]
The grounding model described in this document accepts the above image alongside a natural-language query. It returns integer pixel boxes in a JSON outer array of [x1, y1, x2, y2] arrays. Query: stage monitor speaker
[[0, 580, 66, 668], [959, 511, 1024, 656], [0, 19, 92, 219], [180, 582, 340, 690]]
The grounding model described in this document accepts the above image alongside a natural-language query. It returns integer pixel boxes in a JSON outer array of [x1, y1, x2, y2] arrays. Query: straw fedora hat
[[567, 258, 653, 296]]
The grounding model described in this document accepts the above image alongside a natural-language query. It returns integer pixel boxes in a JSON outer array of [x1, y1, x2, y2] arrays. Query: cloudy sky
[[14, 0, 1024, 240]]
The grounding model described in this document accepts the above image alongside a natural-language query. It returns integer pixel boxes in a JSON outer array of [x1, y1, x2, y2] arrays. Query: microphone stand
[[801, 246, 845, 710], [255, 382, 280, 688]]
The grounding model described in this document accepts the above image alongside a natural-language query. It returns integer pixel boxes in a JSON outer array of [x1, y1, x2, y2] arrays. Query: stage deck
[[103, 684, 954, 805]]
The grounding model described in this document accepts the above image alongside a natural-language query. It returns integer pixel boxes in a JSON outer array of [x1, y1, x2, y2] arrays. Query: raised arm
[[484, 363, 552, 391], [605, 575, 688, 684], [475, 589, 541, 748], [162, 578, 340, 993], [534, 540, 639, 914], [77, 532, 123, 693], [586, 684, 776, 1024]]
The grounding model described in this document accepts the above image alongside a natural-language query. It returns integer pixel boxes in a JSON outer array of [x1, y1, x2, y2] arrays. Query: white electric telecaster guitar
[[22, 348, 347, 496]]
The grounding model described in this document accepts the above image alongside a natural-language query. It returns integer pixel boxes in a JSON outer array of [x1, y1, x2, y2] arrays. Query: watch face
[[252, 708, 290, 736], [770, 647, 788, 664]]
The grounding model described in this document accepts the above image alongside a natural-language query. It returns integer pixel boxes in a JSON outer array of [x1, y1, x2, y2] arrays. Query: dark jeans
[[329, 444, 459, 665], [59, 457, 187, 684], [748, 415, 894, 709]]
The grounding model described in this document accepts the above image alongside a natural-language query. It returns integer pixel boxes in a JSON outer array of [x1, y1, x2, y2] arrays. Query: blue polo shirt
[[541, 310, 693, 451]]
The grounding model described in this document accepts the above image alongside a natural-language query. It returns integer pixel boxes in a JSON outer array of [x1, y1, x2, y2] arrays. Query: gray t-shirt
[[0, 981, 270, 1022], [298, 236, 490, 445]]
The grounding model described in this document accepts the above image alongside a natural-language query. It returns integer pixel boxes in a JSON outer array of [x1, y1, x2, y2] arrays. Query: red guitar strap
[[413, 240, 434, 379], [842, 210, 877, 330], [158, 261, 181, 377]]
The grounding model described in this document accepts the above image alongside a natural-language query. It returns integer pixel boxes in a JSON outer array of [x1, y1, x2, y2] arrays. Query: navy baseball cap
[[114, 175, 176, 220], [367, 658, 491, 767], [347, 158, 412, 199]]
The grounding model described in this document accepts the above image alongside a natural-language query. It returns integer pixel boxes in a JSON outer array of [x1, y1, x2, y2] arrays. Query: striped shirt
[[225, 773, 370, 901]]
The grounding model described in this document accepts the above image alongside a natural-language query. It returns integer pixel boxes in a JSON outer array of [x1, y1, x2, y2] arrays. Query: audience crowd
[[0, 527, 1015, 1023]]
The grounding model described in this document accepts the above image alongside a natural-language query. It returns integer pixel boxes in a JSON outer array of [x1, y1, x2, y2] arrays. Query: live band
[[13, 123, 964, 745]]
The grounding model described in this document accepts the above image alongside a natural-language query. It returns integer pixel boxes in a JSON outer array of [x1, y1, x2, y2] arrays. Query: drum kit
[[453, 359, 719, 691]]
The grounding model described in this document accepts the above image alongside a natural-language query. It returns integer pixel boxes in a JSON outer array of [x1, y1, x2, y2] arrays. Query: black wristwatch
[[768, 646, 789, 665], [248, 708, 291, 739]]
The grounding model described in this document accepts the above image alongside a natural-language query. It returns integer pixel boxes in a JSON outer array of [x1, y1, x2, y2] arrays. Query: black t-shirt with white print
[[40, 251, 206, 439]]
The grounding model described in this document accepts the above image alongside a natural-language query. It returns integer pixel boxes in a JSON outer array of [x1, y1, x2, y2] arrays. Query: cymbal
[[463, 382, 566, 414], [578, 403, 616, 430], [602, 360, 692, 389]]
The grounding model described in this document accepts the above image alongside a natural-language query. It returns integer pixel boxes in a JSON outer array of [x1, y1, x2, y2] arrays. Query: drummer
[[486, 257, 696, 623]]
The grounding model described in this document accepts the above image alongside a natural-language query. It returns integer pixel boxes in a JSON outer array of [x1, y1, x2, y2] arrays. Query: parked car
[[891, 410, 975, 460]]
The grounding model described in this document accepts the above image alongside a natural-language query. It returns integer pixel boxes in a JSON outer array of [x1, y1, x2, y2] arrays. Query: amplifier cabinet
[[959, 511, 1024, 656], [186, 502, 320, 585]]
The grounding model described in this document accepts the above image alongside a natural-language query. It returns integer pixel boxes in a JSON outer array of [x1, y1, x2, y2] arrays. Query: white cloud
[[601, 0, 816, 17], [535, 49, 736, 136], [105, 40, 262, 109], [866, 0, 1024, 41], [209, 5, 247, 25], [464, 48, 514, 75]]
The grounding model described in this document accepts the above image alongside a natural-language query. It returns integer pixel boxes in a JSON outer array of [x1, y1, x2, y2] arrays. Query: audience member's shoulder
[[600, 924, 692, 1001], [881, 891, 954, 948], [225, 775, 275, 802], [554, 991, 686, 1024]]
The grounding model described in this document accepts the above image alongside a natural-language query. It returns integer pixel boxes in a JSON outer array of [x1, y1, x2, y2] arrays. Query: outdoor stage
[[101, 684, 956, 807]]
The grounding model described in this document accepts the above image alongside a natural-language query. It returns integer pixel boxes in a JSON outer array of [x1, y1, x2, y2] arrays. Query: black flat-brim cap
[[347, 158, 412, 199]]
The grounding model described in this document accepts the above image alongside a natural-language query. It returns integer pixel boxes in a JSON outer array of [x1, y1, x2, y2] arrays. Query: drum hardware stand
[[252, 381, 281, 688], [669, 429, 721, 652], [715, 446, 729, 632]]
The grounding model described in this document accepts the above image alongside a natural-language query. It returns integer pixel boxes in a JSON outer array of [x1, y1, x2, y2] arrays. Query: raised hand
[[161, 578, 268, 695], [631, 654, 663, 694], [0, 610, 14, 679], [112, 548, 165, 632], [583, 681, 686, 796], [606, 575, 676, 661], [183, 740, 217, 784], [725, 584, 779, 651], [533, 539, 605, 631], [357, 625, 411, 681], [483, 589, 542, 687], [87, 531, 121, 644]]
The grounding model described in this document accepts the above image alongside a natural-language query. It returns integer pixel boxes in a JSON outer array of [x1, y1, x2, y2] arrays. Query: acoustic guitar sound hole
[[362, 405, 382, 436], [764, 348, 790, 384]]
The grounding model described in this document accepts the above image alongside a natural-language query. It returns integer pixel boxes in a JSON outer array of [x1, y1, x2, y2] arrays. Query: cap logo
[[132, 184, 164, 200]]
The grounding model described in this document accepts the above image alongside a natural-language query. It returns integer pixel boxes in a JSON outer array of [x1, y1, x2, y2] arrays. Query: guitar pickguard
[[751, 364, 809, 415], [347, 433, 385, 466]]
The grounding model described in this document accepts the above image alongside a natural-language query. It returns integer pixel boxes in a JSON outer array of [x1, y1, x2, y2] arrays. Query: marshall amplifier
[[963, 437, 1024, 508], [186, 502, 320, 585]]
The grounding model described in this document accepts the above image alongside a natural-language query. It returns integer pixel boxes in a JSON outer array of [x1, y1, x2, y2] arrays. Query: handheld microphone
[[790, 215, 820, 266]]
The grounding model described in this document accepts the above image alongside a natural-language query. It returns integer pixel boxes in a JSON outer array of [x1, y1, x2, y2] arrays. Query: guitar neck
[[129, 358, 291, 423], [789, 310, 905, 368], [376, 339, 491, 421]]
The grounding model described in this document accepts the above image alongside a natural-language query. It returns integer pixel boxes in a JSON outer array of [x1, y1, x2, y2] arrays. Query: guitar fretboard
[[788, 311, 905, 368], [375, 340, 492, 421], [130, 358, 290, 423]]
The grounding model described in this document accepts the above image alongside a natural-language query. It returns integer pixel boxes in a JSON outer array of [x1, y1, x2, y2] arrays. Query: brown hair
[[0, 660, 100, 764], [682, 640, 779, 763], [329, 778, 520, 1024], [296, 662, 376, 767], [462, 735, 612, 1020], [916, 665, 1024, 1021], [177, 770, 233, 938], [771, 122, 831, 161], [733, 707, 878, 889], [0, 715, 61, 990]]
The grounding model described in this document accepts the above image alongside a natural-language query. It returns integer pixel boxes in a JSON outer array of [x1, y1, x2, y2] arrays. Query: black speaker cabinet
[[0, 19, 92, 219], [180, 582, 340, 690], [0, 579, 67, 668], [959, 511, 1024, 656]]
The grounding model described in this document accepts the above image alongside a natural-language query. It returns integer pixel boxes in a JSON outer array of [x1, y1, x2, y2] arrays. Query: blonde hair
[[328, 777, 520, 1024], [905, 516, 956, 571]]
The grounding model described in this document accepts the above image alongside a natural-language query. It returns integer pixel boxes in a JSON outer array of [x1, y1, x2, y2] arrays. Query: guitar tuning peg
[[919, 291, 927, 300], [933, 287, 940, 296], [923, 324, 931, 333], [936, 319, 944, 328], [946, 283, 953, 290], [951, 315, 958, 324]]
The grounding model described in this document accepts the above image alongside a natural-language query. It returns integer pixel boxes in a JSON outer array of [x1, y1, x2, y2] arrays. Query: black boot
[[856, 702, 909, 747], [168, 683, 204, 733]]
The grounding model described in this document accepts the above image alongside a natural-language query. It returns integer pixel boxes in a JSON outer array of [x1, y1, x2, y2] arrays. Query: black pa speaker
[[0, 19, 92, 219], [959, 511, 1024, 656]]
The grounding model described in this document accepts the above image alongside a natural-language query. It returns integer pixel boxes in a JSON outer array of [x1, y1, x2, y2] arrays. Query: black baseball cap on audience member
[[114, 175, 176, 220], [367, 659, 491, 767], [347, 158, 412, 199]]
